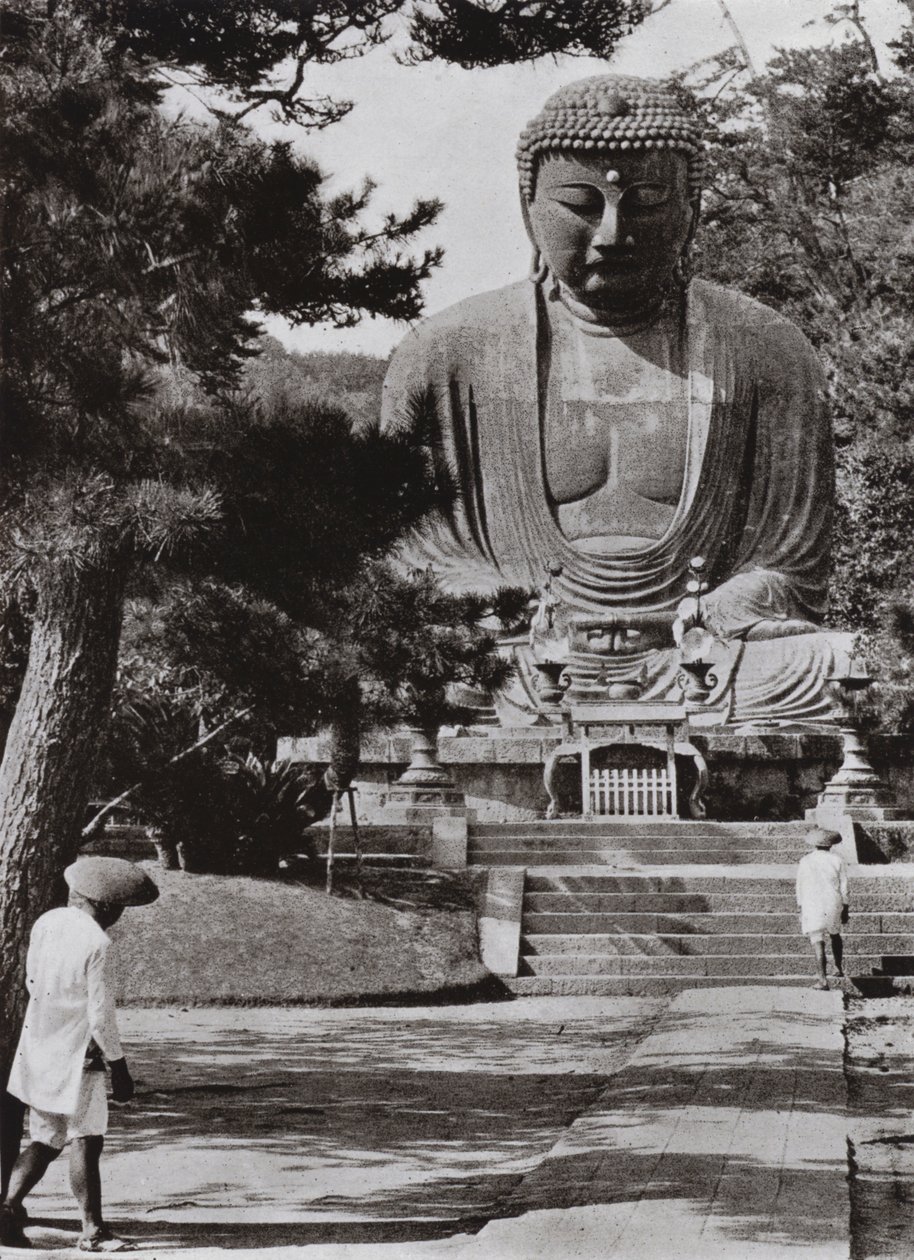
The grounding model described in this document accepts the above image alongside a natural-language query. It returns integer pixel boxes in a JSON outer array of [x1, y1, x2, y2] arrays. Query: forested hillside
[[244, 338, 387, 431]]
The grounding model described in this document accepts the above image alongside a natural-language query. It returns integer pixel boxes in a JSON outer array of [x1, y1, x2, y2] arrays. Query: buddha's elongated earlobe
[[674, 245, 692, 289], [674, 197, 700, 289], [521, 191, 550, 287]]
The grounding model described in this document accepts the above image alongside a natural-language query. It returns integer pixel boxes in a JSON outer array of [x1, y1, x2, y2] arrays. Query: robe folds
[[381, 277, 833, 637]]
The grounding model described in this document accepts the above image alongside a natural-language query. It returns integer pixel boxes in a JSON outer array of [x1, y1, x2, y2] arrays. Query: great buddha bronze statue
[[381, 75, 847, 727]]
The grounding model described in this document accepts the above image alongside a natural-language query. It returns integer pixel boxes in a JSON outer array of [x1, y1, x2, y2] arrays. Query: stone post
[[811, 673, 902, 825], [813, 724, 901, 824], [385, 729, 467, 854]]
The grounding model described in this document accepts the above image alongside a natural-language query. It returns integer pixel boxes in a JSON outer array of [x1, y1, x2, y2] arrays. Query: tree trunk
[[0, 551, 127, 1179]]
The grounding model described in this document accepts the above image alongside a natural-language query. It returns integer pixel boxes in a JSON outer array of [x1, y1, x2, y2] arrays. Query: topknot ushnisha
[[516, 74, 705, 202]]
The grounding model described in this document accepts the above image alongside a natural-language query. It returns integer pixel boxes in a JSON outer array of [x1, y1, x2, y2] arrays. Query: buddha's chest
[[544, 318, 688, 508]]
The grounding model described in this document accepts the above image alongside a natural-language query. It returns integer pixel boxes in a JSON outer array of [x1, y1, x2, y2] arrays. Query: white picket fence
[[589, 766, 674, 817]]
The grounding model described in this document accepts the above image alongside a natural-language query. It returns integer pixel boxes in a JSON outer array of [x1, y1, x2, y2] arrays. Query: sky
[[248, 0, 910, 360]]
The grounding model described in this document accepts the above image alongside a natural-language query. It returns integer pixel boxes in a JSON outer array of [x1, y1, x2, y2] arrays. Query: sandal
[[812, 979, 829, 990], [77, 1230, 136, 1252]]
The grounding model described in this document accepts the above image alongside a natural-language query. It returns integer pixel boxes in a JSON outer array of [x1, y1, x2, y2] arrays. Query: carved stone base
[[387, 786, 465, 806], [388, 728, 465, 810], [809, 727, 903, 822]]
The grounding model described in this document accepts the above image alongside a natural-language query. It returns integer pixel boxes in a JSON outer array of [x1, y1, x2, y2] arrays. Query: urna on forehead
[[516, 74, 705, 202]]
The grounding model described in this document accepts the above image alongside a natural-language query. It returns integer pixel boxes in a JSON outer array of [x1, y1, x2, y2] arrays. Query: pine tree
[[0, 0, 647, 1169]]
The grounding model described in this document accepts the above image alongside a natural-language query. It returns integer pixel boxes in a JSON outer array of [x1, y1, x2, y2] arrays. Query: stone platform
[[280, 730, 914, 825]]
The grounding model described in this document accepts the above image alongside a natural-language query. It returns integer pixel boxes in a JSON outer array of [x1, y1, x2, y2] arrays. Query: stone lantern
[[812, 660, 901, 824]]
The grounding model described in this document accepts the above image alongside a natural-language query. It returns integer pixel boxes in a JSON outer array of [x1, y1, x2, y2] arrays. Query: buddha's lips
[[585, 255, 640, 274]]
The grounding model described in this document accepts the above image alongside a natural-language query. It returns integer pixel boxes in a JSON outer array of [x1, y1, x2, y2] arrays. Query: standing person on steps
[[796, 827, 849, 990], [0, 857, 158, 1252]]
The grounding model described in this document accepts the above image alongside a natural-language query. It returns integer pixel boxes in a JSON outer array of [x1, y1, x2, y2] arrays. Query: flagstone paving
[[20, 999, 662, 1254], [473, 987, 849, 1260], [16, 989, 853, 1259]]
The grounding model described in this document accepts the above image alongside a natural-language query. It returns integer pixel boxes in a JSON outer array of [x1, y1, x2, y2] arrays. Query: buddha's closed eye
[[625, 183, 672, 209]]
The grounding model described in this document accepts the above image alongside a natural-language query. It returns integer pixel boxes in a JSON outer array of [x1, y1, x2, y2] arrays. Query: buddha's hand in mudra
[[570, 611, 676, 656]]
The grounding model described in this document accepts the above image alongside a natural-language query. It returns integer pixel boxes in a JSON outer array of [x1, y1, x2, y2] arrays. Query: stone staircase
[[467, 821, 914, 995], [469, 820, 811, 867]]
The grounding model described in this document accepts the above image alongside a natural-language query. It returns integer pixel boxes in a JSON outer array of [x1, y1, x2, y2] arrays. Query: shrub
[[144, 750, 329, 874]]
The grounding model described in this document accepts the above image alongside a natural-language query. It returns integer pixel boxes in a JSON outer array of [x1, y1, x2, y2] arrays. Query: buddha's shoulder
[[691, 279, 817, 359], [391, 281, 531, 354]]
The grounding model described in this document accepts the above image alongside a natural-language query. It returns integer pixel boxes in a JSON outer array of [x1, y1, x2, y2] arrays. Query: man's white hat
[[805, 828, 841, 849]]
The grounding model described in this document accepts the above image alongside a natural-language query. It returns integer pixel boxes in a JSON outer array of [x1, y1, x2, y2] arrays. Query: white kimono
[[796, 849, 849, 937], [8, 906, 123, 1115]]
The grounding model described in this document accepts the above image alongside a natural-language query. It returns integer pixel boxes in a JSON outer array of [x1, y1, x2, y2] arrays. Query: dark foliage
[[681, 8, 914, 726], [324, 562, 528, 731], [404, 0, 645, 68], [143, 749, 326, 875], [55, 0, 646, 122], [195, 395, 451, 621]]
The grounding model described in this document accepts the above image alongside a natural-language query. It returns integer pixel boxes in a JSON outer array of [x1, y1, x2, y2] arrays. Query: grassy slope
[[110, 864, 491, 1006]]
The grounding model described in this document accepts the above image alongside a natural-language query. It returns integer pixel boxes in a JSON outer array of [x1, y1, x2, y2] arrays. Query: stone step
[[469, 848, 808, 866], [470, 832, 802, 852], [470, 822, 808, 838], [519, 952, 901, 977], [523, 891, 914, 913], [524, 873, 798, 892], [522, 870, 914, 893], [520, 931, 914, 956], [505, 975, 837, 996], [523, 892, 795, 913], [523, 911, 914, 934]]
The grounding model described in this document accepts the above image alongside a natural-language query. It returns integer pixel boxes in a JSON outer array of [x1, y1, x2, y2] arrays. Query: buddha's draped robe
[[381, 278, 845, 726]]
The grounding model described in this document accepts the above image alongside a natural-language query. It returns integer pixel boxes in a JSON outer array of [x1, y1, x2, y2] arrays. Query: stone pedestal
[[808, 725, 903, 825], [387, 729, 464, 807]]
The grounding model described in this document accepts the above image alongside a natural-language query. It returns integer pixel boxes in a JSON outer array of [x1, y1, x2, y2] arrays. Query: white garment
[[28, 1072, 108, 1149], [8, 907, 123, 1115], [796, 848, 849, 937]]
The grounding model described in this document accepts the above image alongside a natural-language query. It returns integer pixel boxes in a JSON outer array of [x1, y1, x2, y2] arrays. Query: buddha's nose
[[592, 200, 622, 249]]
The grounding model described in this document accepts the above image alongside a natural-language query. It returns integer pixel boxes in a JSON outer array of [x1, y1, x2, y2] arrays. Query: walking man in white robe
[[796, 827, 849, 990], [0, 857, 157, 1251]]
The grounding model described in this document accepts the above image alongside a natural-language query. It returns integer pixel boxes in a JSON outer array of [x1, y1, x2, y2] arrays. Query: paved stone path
[[21, 999, 661, 1254], [17, 989, 849, 1259], [474, 987, 848, 1259]]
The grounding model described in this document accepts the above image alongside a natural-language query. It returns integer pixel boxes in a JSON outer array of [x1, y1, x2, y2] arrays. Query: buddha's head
[[517, 76, 704, 319]]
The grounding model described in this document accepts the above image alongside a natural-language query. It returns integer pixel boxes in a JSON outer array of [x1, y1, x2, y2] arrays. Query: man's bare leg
[[811, 939, 828, 988], [70, 1136, 104, 1238], [1, 1091, 26, 1200], [1, 1140, 61, 1247], [4, 1140, 61, 1208], [830, 933, 844, 977]]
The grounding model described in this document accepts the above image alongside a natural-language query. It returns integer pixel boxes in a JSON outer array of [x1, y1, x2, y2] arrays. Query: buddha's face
[[527, 150, 695, 315]]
